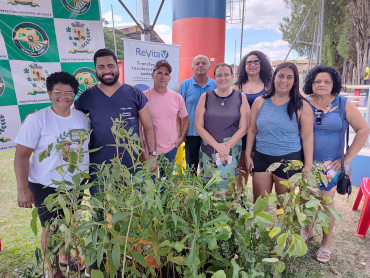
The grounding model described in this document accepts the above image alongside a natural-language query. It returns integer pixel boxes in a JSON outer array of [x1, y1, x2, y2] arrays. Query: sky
[[99, 0, 297, 65]]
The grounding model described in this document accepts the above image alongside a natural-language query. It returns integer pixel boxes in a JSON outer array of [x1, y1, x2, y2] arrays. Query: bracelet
[[304, 164, 312, 168]]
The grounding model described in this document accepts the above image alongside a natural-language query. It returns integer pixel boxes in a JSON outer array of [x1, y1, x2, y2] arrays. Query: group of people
[[13, 48, 370, 276]]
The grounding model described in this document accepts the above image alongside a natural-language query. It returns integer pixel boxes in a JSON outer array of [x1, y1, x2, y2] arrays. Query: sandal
[[300, 231, 314, 242], [60, 258, 85, 272], [316, 248, 332, 263]]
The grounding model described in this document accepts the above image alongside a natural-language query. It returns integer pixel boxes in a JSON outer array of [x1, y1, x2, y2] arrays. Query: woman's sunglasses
[[314, 109, 323, 125]]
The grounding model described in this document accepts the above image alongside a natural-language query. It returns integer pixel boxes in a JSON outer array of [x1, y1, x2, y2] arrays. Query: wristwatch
[[148, 151, 157, 156]]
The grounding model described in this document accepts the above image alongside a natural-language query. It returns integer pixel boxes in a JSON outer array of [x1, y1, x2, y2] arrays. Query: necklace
[[214, 90, 231, 106], [217, 95, 227, 106]]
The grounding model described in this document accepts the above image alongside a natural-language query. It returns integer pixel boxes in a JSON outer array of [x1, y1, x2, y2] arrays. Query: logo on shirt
[[23, 63, 48, 95], [7, 0, 39, 7], [0, 74, 5, 97], [0, 114, 10, 143], [58, 129, 88, 162], [73, 67, 97, 97], [62, 0, 91, 15], [66, 21, 94, 54], [12, 22, 49, 57]]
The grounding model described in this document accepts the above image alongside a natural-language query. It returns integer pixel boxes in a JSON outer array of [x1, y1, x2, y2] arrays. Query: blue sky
[[99, 0, 297, 65]]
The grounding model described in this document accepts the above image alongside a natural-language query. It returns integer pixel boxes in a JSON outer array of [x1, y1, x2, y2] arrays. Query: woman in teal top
[[246, 62, 314, 202], [301, 65, 370, 263]]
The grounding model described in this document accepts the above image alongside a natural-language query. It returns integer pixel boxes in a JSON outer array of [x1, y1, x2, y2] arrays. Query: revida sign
[[123, 39, 179, 92]]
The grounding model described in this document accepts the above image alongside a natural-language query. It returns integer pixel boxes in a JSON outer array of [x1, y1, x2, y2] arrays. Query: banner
[[0, 0, 103, 152], [123, 38, 180, 91]]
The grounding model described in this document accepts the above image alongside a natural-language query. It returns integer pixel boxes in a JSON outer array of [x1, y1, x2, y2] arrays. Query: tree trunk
[[350, 0, 370, 84]]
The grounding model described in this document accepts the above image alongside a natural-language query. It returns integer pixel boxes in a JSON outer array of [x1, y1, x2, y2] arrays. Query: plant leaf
[[133, 251, 148, 267], [211, 270, 226, 278], [112, 244, 121, 269]]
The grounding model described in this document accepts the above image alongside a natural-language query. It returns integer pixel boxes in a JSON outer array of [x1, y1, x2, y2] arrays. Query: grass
[[0, 150, 41, 277], [0, 149, 369, 277]]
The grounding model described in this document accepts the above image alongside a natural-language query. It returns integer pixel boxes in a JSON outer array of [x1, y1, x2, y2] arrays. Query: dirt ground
[[292, 185, 370, 278]]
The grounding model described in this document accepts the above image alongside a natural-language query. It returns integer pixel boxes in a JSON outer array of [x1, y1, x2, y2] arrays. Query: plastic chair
[[352, 177, 370, 238]]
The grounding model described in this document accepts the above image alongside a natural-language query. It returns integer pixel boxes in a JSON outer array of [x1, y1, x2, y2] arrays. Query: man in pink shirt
[[143, 60, 189, 176]]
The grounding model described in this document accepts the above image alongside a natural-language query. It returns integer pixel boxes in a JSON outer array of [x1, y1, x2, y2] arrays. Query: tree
[[280, 0, 354, 70], [349, 0, 370, 84], [103, 19, 125, 60]]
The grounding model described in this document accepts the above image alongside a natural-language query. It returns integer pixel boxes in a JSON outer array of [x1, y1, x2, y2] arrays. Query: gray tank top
[[203, 90, 242, 143]]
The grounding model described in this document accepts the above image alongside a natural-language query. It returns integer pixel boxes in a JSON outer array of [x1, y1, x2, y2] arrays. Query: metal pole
[[117, 0, 144, 32], [239, 0, 245, 63], [284, 0, 317, 61], [308, 21, 318, 70], [150, 0, 165, 31], [111, 4, 117, 57], [234, 39, 236, 76], [139, 0, 151, 41], [317, 0, 324, 64]]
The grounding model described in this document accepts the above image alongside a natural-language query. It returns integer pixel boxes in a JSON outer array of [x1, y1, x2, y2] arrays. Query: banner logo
[[0, 74, 5, 97], [136, 48, 170, 59], [0, 115, 10, 143], [13, 22, 49, 57], [62, 0, 91, 15], [66, 22, 93, 54], [74, 67, 97, 96], [161, 50, 168, 59], [7, 0, 39, 6], [24, 63, 48, 95]]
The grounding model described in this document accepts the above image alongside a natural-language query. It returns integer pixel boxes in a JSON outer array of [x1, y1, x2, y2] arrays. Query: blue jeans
[[159, 147, 178, 178], [185, 136, 201, 174]]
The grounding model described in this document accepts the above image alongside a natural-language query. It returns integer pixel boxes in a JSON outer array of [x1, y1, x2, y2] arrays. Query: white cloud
[[102, 11, 124, 24], [153, 24, 172, 44], [237, 40, 297, 62], [226, 0, 290, 31]]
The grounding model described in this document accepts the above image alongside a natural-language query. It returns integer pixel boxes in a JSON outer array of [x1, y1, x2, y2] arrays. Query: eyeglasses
[[215, 73, 232, 78], [313, 80, 332, 86], [52, 90, 75, 98], [314, 109, 323, 125], [246, 60, 260, 66]]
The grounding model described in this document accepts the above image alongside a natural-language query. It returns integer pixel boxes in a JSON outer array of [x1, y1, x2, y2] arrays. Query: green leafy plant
[[28, 117, 341, 277]]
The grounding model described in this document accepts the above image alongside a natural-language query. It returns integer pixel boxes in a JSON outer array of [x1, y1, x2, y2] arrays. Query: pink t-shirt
[[143, 88, 188, 154]]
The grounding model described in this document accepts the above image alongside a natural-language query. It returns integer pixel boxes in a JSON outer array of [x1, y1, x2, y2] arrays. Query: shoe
[[84, 261, 98, 277], [316, 248, 332, 263], [300, 231, 314, 242], [60, 258, 85, 272]]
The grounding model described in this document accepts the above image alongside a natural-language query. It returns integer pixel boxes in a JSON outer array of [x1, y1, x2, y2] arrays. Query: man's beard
[[97, 72, 119, 86]]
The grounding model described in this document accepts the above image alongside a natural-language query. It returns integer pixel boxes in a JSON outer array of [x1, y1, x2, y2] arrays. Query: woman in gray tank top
[[194, 63, 250, 195], [245, 62, 314, 202]]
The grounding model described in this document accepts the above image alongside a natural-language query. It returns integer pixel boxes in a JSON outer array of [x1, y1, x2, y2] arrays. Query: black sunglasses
[[314, 109, 323, 125]]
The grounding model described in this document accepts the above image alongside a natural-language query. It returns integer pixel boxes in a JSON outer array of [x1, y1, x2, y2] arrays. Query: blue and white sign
[[123, 38, 180, 91]]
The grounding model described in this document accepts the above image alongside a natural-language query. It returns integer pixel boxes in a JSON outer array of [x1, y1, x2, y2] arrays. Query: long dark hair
[[235, 50, 272, 89], [264, 62, 303, 120]]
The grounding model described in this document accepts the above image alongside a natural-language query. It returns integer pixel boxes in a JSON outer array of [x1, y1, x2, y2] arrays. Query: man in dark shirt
[[74, 48, 156, 195]]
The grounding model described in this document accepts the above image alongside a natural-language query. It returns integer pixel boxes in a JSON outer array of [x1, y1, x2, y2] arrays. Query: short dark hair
[[46, 71, 79, 95], [303, 65, 342, 95], [214, 63, 233, 76], [93, 48, 117, 66], [235, 50, 273, 89], [264, 62, 303, 119]]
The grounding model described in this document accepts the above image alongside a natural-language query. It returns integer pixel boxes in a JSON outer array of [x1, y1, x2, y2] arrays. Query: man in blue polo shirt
[[74, 49, 157, 195], [179, 54, 216, 173]]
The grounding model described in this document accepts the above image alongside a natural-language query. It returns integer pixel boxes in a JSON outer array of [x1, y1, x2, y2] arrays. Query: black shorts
[[28, 181, 82, 228], [253, 150, 303, 179]]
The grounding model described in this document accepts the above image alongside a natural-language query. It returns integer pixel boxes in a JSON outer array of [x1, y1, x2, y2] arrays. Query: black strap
[[339, 97, 349, 172]]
